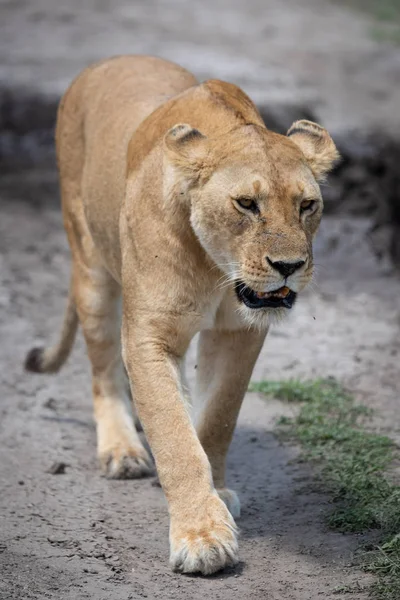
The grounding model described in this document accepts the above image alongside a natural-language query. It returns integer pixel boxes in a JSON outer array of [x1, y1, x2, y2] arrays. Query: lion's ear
[[164, 124, 208, 176], [287, 120, 340, 182]]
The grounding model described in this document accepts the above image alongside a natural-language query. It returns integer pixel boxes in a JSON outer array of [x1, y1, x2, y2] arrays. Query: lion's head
[[164, 119, 339, 328]]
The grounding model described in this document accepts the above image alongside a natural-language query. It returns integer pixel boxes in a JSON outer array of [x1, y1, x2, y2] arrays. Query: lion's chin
[[233, 281, 298, 330], [236, 302, 291, 331]]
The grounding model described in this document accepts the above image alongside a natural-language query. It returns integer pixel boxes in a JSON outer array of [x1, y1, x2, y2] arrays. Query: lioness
[[25, 55, 338, 575]]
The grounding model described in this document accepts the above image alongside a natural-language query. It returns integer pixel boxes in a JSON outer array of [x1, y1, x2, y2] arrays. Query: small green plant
[[250, 377, 400, 599]]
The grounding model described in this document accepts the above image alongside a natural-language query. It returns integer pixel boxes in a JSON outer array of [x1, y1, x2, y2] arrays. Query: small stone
[[43, 397, 57, 410], [47, 461, 67, 475]]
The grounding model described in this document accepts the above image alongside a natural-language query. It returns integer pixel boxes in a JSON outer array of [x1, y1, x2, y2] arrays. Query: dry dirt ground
[[1, 177, 400, 600], [2, 0, 400, 599]]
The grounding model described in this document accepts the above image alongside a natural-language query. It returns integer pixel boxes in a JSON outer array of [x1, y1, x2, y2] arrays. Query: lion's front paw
[[217, 488, 241, 519], [169, 494, 239, 575], [99, 445, 153, 479]]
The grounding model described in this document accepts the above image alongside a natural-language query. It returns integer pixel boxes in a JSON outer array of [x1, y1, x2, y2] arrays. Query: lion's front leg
[[195, 328, 266, 518], [122, 316, 238, 575]]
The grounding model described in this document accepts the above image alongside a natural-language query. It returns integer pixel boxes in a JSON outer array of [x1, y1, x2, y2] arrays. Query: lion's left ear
[[287, 120, 340, 182]]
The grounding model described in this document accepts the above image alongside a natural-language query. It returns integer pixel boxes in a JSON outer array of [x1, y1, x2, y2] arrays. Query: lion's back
[[55, 55, 198, 277]]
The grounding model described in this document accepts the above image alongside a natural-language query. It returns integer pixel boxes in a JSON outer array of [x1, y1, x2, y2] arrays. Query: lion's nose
[[267, 258, 305, 278]]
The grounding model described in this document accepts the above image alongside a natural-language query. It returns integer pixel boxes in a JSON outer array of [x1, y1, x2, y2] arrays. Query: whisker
[[212, 270, 239, 294], [307, 281, 318, 294], [215, 280, 235, 293], [208, 261, 241, 275]]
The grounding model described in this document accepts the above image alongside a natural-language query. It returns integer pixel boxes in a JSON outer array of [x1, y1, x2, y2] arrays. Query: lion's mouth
[[235, 282, 297, 309]]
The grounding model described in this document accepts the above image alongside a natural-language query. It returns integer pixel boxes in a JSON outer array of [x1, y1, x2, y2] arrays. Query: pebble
[[47, 461, 67, 475]]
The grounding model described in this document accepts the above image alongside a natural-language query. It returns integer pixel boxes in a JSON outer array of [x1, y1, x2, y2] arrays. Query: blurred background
[[1, 2, 400, 599]]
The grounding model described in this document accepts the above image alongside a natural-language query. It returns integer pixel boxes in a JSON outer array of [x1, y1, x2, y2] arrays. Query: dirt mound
[[325, 133, 400, 269]]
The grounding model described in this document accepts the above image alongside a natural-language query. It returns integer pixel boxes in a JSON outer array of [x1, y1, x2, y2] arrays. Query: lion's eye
[[300, 199, 317, 213], [235, 197, 258, 213]]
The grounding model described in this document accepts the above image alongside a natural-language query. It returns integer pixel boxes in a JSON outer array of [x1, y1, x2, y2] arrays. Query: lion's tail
[[25, 283, 79, 374]]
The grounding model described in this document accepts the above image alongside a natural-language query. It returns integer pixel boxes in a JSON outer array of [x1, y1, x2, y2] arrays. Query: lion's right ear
[[164, 124, 208, 178]]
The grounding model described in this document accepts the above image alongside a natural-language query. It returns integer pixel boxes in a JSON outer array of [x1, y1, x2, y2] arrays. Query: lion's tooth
[[280, 286, 290, 298], [256, 286, 291, 299]]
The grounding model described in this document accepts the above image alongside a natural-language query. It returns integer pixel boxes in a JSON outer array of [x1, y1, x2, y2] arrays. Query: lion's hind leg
[[195, 328, 266, 517], [73, 255, 153, 479]]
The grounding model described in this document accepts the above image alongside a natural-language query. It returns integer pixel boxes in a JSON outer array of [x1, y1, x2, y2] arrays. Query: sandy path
[[2, 1, 400, 596], [1, 177, 399, 598]]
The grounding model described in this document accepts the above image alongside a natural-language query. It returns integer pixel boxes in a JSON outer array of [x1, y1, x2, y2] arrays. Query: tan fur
[[25, 55, 338, 575]]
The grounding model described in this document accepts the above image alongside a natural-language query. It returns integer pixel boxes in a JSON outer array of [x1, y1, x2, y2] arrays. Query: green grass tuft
[[251, 377, 400, 599], [249, 377, 348, 403], [366, 535, 400, 599]]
